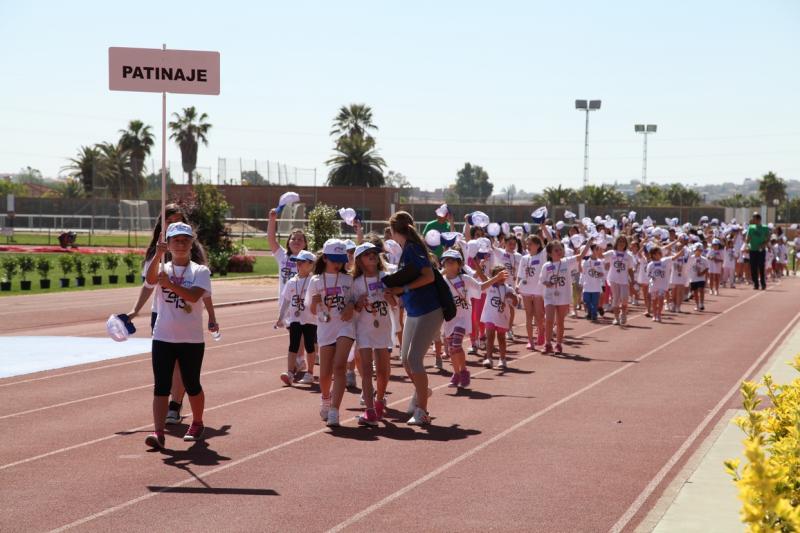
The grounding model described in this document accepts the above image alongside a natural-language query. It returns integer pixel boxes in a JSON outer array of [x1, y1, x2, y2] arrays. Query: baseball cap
[[354, 243, 378, 258], [322, 239, 348, 263], [441, 249, 463, 262], [290, 250, 316, 262], [106, 313, 136, 342], [166, 222, 193, 239], [344, 239, 357, 251]]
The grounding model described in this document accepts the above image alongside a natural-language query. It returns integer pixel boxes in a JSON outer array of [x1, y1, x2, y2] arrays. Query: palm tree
[[63, 146, 101, 197], [96, 142, 139, 199], [577, 184, 626, 206], [119, 120, 154, 182], [169, 106, 211, 186], [541, 185, 577, 206], [326, 134, 386, 187], [758, 171, 786, 205], [330, 104, 378, 142], [665, 183, 702, 206], [629, 184, 668, 206]]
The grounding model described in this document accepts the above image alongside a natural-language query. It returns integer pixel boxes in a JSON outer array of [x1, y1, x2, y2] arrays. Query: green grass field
[[3, 233, 271, 251], [0, 253, 277, 296]]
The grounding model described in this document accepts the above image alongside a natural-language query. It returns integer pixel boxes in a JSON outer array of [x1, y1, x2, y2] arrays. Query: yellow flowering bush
[[725, 356, 800, 532]]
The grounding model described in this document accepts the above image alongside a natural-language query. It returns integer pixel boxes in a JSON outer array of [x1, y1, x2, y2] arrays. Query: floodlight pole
[[634, 124, 657, 185], [575, 99, 601, 187]]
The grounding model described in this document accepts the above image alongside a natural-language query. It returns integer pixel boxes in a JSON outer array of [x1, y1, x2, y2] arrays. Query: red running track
[[0, 279, 798, 532]]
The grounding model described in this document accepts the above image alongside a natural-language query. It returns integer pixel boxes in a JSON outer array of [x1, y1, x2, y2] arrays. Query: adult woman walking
[[384, 211, 443, 425]]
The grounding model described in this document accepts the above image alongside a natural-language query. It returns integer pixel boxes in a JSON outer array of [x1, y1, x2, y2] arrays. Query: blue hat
[[166, 222, 193, 239], [291, 250, 316, 262]]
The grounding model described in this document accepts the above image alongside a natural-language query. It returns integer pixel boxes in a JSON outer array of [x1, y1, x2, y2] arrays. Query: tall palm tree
[[758, 171, 786, 204], [330, 104, 378, 142], [169, 106, 211, 186], [96, 142, 139, 199], [119, 120, 154, 182], [326, 134, 386, 187], [577, 184, 626, 206], [541, 185, 577, 206], [63, 146, 100, 197]]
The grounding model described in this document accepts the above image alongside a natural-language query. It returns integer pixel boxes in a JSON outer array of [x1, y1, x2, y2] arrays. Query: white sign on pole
[[7, 194, 14, 212], [108, 47, 220, 95]]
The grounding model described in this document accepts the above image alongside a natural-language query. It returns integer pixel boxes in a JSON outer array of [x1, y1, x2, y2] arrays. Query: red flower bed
[[0, 246, 145, 255], [227, 254, 255, 273]]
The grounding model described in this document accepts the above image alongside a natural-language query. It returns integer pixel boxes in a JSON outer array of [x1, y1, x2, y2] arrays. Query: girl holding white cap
[[466, 238, 492, 354], [351, 243, 396, 426], [669, 243, 690, 313], [306, 239, 356, 427], [276, 250, 317, 387], [143, 222, 213, 449], [602, 236, 636, 326], [493, 234, 522, 343], [517, 235, 547, 350], [539, 239, 589, 355]]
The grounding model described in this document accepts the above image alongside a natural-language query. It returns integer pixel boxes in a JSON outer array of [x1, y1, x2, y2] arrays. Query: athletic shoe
[[612, 318, 619, 326], [652, 316, 658, 322], [145, 432, 165, 450], [569, 311, 578, 318], [375, 398, 386, 420], [482, 358, 492, 368], [296, 356, 307, 373], [479, 338, 487, 351], [406, 388, 433, 414], [298, 372, 314, 385], [731, 285, 736, 289], [526, 342, 534, 351], [543, 343, 553, 354], [620, 314, 627, 325], [183, 422, 204, 442], [434, 357, 444, 370], [467, 345, 479, 355], [506, 330, 515, 342], [280, 371, 293, 386], [407, 407, 431, 426], [327, 408, 340, 427], [657, 317, 663, 323], [165, 401, 182, 425], [496, 359, 508, 370], [555, 343, 563, 355], [345, 370, 357, 388], [359, 393, 366, 406], [459, 369, 471, 388], [448, 373, 460, 388], [700, 304, 705, 311], [320, 396, 332, 421], [358, 408, 379, 427]]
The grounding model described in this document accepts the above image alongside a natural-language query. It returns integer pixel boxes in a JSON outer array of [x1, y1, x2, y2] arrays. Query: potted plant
[[37, 257, 52, 289], [72, 255, 86, 287], [105, 254, 120, 284], [17, 256, 35, 290], [87, 256, 103, 285], [58, 255, 73, 288], [1, 256, 17, 291], [122, 253, 138, 283], [210, 249, 233, 276]]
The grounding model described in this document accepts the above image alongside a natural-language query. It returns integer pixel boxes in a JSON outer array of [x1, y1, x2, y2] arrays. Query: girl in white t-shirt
[[670, 247, 690, 313], [722, 238, 738, 288], [276, 251, 317, 387], [352, 243, 396, 426], [305, 240, 356, 428], [635, 244, 652, 317], [539, 240, 588, 355], [517, 235, 546, 350], [707, 240, 723, 295], [688, 245, 710, 311], [603, 236, 635, 326], [143, 223, 213, 450], [480, 266, 518, 370], [493, 236, 522, 342], [581, 245, 606, 322]]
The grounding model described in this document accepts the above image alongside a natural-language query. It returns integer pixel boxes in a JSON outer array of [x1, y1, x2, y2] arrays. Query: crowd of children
[[139, 200, 798, 447]]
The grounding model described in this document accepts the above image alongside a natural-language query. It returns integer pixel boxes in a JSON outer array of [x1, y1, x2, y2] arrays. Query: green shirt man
[[747, 219, 769, 251]]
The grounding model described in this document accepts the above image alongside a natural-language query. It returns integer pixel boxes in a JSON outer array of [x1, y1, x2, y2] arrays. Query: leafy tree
[[241, 170, 266, 185], [454, 162, 493, 202], [577, 184, 626, 206], [665, 183, 702, 206], [326, 133, 386, 187], [15, 166, 45, 185], [385, 170, 411, 189], [0, 178, 24, 196], [145, 169, 175, 191], [169, 106, 211, 186], [540, 185, 577, 206], [63, 146, 101, 196], [629, 184, 668, 206], [96, 142, 142, 199], [306, 203, 340, 251], [119, 120, 154, 182], [330, 103, 378, 143], [184, 183, 232, 255], [758, 171, 786, 205], [52, 177, 85, 198], [717, 193, 761, 208]]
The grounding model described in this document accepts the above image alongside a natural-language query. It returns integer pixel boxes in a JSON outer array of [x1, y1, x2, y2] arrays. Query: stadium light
[[575, 99, 602, 187], [634, 124, 658, 185]]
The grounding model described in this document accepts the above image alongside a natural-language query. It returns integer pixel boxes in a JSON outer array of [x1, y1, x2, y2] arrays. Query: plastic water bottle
[[211, 330, 222, 342]]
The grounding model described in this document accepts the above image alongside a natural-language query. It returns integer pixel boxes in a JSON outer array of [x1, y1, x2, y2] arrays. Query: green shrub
[[104, 254, 120, 274], [122, 253, 139, 275], [17, 256, 35, 281], [1, 256, 17, 282], [184, 184, 233, 255], [209, 249, 233, 274], [307, 203, 340, 251], [36, 257, 51, 279], [72, 255, 85, 277], [58, 255, 73, 276], [87, 257, 102, 275]]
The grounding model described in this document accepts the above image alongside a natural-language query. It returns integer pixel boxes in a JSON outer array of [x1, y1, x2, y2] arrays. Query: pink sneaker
[[526, 341, 534, 351], [358, 408, 379, 427], [459, 369, 471, 388], [183, 422, 204, 442], [543, 343, 553, 354], [448, 372, 461, 388], [375, 398, 386, 420], [555, 343, 563, 355]]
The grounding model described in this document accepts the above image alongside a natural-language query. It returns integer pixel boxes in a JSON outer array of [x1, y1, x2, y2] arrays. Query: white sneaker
[[326, 408, 340, 427], [406, 388, 433, 414], [345, 370, 357, 388], [482, 358, 492, 368], [612, 318, 619, 326], [280, 371, 293, 386], [478, 338, 486, 351], [569, 311, 578, 318], [165, 409, 181, 425], [407, 407, 430, 426], [299, 372, 314, 384], [506, 330, 515, 341], [296, 356, 307, 373], [320, 396, 331, 421], [495, 359, 508, 370], [360, 393, 366, 406]]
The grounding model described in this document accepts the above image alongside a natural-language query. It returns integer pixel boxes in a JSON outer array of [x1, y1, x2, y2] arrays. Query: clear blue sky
[[1, 0, 798, 192]]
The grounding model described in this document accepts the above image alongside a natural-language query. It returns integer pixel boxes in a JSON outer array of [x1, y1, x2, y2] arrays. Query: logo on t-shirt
[[291, 294, 305, 311]]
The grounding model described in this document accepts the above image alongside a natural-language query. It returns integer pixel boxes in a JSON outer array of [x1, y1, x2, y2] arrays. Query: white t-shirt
[[581, 258, 606, 293], [493, 249, 522, 279], [539, 256, 579, 307], [480, 283, 515, 327], [706, 249, 723, 274], [670, 253, 690, 285], [688, 256, 710, 283], [352, 272, 394, 349], [442, 273, 480, 337], [273, 247, 298, 298], [604, 250, 634, 285], [146, 261, 212, 344], [722, 248, 738, 269], [517, 251, 546, 296], [304, 272, 355, 346], [647, 258, 671, 293], [281, 274, 315, 325]]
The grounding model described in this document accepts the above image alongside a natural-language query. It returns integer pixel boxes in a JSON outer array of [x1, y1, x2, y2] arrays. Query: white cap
[[322, 239, 348, 263], [487, 222, 501, 237], [555, 220, 565, 231], [425, 229, 442, 247], [435, 203, 449, 218], [166, 222, 193, 239], [338, 207, 357, 226], [354, 243, 378, 258], [291, 250, 316, 262], [441, 249, 463, 262], [383, 239, 402, 257]]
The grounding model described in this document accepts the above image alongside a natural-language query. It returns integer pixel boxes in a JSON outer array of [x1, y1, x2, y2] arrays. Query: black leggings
[[750, 249, 766, 289], [288, 323, 317, 354], [152, 340, 205, 396]]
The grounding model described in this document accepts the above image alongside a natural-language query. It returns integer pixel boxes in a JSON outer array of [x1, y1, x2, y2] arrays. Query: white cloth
[[305, 272, 355, 346], [603, 250, 634, 285], [706, 249, 723, 274], [442, 274, 480, 337], [147, 261, 212, 343], [539, 256, 579, 306], [282, 274, 315, 325], [517, 251, 546, 296], [635, 254, 649, 285], [273, 247, 298, 298], [480, 283, 515, 326], [722, 248, 738, 269], [647, 259, 672, 293], [688, 256, 710, 283], [493, 249, 522, 279], [670, 254, 690, 285], [352, 273, 394, 349], [581, 258, 606, 293]]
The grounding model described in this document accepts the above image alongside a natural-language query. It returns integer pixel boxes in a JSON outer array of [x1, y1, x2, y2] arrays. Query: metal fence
[[216, 158, 318, 187]]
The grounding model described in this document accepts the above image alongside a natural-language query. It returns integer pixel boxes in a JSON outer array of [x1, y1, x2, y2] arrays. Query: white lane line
[[44, 317, 642, 531], [0, 327, 284, 388], [608, 308, 800, 533], [324, 291, 764, 532]]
